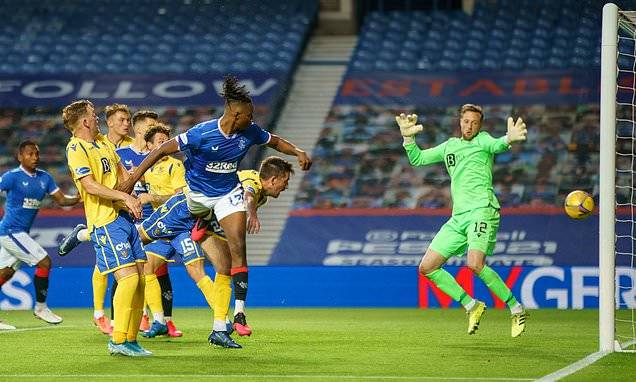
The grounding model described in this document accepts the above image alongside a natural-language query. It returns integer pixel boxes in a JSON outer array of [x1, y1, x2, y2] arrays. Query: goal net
[[602, 3, 636, 352]]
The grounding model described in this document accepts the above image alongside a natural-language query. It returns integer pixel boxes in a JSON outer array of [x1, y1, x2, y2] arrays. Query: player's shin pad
[[212, 273, 231, 322], [112, 273, 139, 343], [144, 274, 163, 315], [196, 275, 215, 309], [127, 275, 145, 342]]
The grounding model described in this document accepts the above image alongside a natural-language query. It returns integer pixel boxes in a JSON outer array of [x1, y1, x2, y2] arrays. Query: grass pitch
[[0, 308, 633, 381]]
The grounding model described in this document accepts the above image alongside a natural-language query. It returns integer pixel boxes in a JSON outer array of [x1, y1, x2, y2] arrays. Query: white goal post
[[601, 2, 636, 353]]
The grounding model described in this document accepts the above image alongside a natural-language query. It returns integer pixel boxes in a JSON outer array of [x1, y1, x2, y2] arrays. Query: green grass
[[0, 308, 633, 381]]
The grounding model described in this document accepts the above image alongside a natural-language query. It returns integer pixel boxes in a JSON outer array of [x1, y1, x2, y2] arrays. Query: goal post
[[601, 3, 636, 353], [599, 2, 617, 353]]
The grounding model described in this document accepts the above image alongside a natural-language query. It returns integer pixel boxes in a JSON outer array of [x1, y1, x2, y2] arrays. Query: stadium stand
[[293, 0, 609, 210], [0, 0, 318, 207], [0, 0, 316, 74]]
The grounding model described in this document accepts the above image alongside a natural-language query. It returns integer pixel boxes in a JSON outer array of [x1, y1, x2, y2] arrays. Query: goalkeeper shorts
[[429, 206, 500, 258]]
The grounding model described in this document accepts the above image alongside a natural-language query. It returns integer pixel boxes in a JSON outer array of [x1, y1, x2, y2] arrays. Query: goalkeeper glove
[[395, 113, 423, 145], [506, 117, 527, 144]]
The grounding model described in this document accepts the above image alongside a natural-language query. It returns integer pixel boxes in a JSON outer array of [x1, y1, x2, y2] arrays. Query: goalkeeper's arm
[[395, 113, 445, 166]]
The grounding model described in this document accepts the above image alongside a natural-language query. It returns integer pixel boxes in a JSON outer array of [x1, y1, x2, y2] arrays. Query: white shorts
[[0, 232, 48, 269], [186, 184, 246, 221]]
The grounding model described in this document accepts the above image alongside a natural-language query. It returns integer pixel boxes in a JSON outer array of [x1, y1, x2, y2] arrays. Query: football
[[564, 190, 595, 219]]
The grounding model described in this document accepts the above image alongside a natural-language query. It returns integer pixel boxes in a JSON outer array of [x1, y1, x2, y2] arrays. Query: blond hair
[[62, 100, 93, 132], [104, 103, 131, 120]]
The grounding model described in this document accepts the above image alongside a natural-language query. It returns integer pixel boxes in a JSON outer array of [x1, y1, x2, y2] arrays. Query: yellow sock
[[92, 266, 108, 312], [127, 274, 145, 342], [112, 272, 138, 344], [212, 273, 231, 322], [144, 274, 163, 316], [196, 275, 215, 310]]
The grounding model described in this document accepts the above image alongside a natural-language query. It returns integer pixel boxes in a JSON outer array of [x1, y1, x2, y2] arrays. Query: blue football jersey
[[115, 145, 153, 219], [0, 167, 59, 235], [177, 118, 271, 197]]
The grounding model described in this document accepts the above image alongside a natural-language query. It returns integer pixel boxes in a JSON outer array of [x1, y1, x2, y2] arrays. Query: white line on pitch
[[0, 325, 75, 334], [535, 350, 610, 382], [2, 375, 535, 381]]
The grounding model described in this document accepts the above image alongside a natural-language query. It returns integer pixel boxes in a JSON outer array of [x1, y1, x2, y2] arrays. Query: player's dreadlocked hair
[[220, 75, 252, 104]]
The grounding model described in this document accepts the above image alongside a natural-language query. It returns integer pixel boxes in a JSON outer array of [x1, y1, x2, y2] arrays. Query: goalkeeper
[[396, 104, 528, 337]]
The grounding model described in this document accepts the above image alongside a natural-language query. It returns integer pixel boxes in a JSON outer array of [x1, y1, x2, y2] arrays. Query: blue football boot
[[58, 223, 86, 256], [108, 340, 135, 356], [142, 320, 168, 338], [125, 341, 153, 356], [208, 331, 242, 348]]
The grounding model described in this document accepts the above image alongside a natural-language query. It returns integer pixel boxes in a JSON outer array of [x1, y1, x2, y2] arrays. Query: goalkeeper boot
[[166, 319, 183, 337], [467, 301, 486, 335], [93, 316, 112, 335], [142, 320, 168, 338], [233, 312, 252, 336], [511, 311, 528, 338], [208, 331, 242, 349], [58, 224, 86, 256], [108, 340, 135, 356], [125, 341, 153, 357], [191, 217, 210, 242]]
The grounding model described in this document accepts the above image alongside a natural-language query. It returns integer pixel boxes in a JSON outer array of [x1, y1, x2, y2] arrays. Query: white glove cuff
[[403, 136, 415, 145], [504, 134, 511, 145]]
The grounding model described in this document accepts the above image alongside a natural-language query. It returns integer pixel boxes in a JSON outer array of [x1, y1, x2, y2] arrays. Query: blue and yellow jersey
[[238, 170, 267, 209], [66, 134, 121, 232], [145, 156, 186, 208], [103, 134, 134, 151]]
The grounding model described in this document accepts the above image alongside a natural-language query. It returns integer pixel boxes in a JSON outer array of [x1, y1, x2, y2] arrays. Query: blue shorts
[[92, 215, 146, 275], [140, 193, 196, 241], [144, 232, 204, 265], [205, 217, 227, 241]]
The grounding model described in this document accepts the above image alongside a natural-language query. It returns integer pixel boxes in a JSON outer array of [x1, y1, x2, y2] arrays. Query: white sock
[[152, 312, 165, 324], [234, 300, 245, 316], [77, 228, 90, 242], [510, 303, 524, 315], [94, 310, 104, 319], [213, 319, 226, 332], [143, 306, 150, 316], [463, 299, 477, 312], [34, 302, 46, 311], [111, 320, 115, 328], [165, 316, 172, 322]]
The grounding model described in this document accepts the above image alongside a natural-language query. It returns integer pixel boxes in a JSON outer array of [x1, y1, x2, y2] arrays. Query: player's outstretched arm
[[395, 113, 423, 145], [506, 117, 527, 144], [267, 134, 312, 171], [115, 138, 179, 194], [50, 190, 80, 207]]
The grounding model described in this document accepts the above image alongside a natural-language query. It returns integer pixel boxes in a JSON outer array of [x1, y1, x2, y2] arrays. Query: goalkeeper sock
[[196, 275, 215, 309], [212, 273, 231, 331], [112, 273, 138, 344], [92, 266, 108, 312], [477, 265, 519, 310], [426, 268, 474, 309]]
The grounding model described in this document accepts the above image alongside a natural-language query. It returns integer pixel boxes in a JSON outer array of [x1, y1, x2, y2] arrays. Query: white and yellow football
[[564, 190, 594, 220]]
